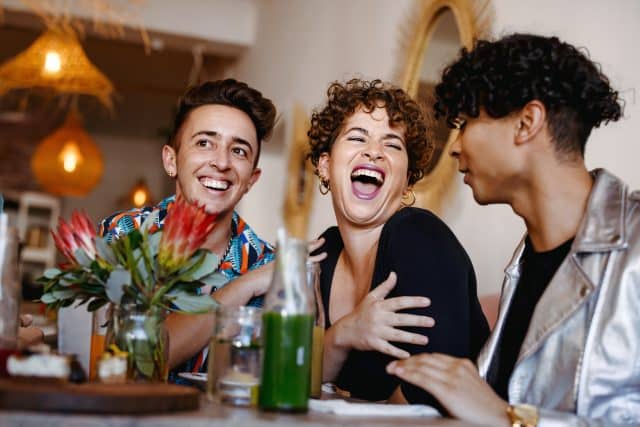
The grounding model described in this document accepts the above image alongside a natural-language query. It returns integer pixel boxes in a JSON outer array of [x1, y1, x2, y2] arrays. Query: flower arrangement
[[38, 197, 225, 314]]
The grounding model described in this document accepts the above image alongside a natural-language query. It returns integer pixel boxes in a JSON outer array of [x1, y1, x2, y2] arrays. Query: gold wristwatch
[[506, 403, 539, 427]]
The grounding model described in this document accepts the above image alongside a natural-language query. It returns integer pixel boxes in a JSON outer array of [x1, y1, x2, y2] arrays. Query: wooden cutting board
[[0, 378, 200, 414]]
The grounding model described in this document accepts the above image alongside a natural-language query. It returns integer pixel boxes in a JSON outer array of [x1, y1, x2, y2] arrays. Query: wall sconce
[[129, 179, 152, 208]]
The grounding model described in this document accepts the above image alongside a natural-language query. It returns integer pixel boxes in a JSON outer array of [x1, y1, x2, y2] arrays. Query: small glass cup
[[207, 305, 262, 406]]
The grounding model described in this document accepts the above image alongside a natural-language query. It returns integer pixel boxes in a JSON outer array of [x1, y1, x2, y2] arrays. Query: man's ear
[[317, 153, 330, 182], [244, 167, 262, 194], [162, 145, 177, 176], [515, 100, 547, 145]]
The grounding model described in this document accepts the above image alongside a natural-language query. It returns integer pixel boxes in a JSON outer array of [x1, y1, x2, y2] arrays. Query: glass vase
[[110, 304, 169, 382]]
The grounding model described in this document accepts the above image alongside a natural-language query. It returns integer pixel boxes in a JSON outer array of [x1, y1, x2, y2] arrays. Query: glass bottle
[[259, 230, 314, 412], [0, 212, 20, 377], [306, 260, 325, 398]]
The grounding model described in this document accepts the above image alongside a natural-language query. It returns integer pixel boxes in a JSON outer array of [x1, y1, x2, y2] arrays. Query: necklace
[[215, 232, 233, 271]]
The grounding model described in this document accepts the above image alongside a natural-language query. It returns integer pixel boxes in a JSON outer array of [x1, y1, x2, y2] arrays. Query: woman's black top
[[315, 207, 489, 409]]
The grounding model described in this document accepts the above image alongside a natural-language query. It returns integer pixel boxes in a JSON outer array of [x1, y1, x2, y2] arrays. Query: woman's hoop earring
[[402, 189, 416, 207], [319, 179, 330, 195]]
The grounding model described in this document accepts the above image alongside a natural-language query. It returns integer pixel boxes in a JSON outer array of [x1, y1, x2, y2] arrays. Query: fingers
[[308, 252, 327, 263], [20, 314, 33, 327], [379, 326, 428, 346], [387, 360, 432, 389], [307, 237, 327, 263], [307, 237, 325, 253], [369, 271, 397, 300], [389, 312, 435, 328], [382, 295, 431, 312], [374, 338, 411, 360], [387, 353, 476, 384]]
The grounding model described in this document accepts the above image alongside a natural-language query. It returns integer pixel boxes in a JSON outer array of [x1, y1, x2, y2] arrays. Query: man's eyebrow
[[190, 131, 253, 152], [232, 137, 253, 152], [190, 130, 217, 139]]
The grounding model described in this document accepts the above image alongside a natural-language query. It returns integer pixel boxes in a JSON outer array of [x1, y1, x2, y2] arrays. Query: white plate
[[178, 372, 207, 386]]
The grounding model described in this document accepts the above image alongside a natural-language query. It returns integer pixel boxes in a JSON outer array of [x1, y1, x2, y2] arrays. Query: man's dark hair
[[434, 33, 622, 156], [169, 78, 276, 166]]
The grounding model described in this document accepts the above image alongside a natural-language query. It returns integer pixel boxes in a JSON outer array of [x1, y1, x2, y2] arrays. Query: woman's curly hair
[[434, 33, 622, 156], [308, 79, 433, 186]]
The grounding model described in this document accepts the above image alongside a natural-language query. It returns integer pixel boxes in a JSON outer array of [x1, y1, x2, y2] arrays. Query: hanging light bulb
[[58, 141, 83, 173], [31, 110, 103, 197], [43, 51, 62, 74]]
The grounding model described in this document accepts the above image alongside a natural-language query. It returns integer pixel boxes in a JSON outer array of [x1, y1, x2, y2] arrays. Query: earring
[[319, 178, 330, 195], [167, 170, 176, 178], [401, 189, 416, 207]]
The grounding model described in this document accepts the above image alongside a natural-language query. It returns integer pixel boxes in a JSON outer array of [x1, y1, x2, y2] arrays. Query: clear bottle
[[259, 230, 314, 412], [0, 211, 20, 377]]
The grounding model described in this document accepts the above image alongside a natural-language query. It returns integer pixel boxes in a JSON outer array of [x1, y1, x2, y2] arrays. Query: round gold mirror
[[396, 0, 493, 214]]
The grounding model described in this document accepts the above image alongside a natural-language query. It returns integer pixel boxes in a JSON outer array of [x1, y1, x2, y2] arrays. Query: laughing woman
[[309, 79, 488, 409]]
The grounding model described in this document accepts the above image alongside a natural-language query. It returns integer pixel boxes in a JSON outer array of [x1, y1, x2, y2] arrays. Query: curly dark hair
[[434, 33, 622, 156], [308, 79, 433, 186], [169, 78, 276, 166]]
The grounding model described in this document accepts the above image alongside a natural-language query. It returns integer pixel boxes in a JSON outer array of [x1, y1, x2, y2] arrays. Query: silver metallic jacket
[[477, 169, 640, 427]]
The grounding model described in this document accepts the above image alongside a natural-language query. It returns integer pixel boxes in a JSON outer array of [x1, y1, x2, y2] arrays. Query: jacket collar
[[573, 168, 628, 253], [516, 169, 628, 362], [503, 168, 628, 275]]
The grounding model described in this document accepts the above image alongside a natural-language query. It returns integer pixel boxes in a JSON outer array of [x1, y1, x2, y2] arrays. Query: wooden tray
[[0, 379, 200, 414]]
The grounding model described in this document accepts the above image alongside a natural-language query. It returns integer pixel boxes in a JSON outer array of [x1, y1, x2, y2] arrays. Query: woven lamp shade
[[31, 111, 104, 197], [0, 29, 113, 108]]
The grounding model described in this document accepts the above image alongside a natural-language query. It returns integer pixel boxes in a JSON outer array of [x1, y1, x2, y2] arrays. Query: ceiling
[[0, 17, 236, 140]]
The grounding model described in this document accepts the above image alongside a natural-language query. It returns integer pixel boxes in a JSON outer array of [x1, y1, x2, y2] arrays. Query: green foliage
[[38, 225, 221, 314]]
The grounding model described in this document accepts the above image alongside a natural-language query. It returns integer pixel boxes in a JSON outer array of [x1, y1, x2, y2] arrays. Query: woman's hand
[[308, 237, 327, 263], [387, 353, 510, 426], [333, 272, 434, 359]]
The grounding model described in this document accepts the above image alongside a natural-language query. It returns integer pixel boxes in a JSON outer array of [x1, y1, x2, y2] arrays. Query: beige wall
[[236, 0, 640, 296], [235, 0, 414, 243]]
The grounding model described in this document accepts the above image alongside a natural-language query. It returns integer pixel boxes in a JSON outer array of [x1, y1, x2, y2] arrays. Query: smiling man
[[99, 79, 277, 382], [386, 34, 639, 426]]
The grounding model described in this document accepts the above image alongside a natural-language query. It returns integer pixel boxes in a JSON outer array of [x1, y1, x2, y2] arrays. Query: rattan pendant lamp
[[31, 108, 104, 197], [0, 27, 114, 108], [0, 27, 113, 196]]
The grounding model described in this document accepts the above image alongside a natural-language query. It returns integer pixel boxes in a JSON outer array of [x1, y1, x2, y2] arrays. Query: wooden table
[[0, 395, 483, 427]]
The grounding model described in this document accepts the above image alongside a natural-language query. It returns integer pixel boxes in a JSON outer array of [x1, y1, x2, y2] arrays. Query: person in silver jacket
[[386, 33, 638, 426]]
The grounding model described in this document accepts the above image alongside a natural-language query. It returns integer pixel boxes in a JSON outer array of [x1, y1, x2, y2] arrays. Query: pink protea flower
[[51, 210, 97, 265], [158, 197, 217, 272]]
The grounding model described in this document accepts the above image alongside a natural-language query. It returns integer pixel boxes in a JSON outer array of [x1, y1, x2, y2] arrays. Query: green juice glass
[[259, 312, 314, 412]]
